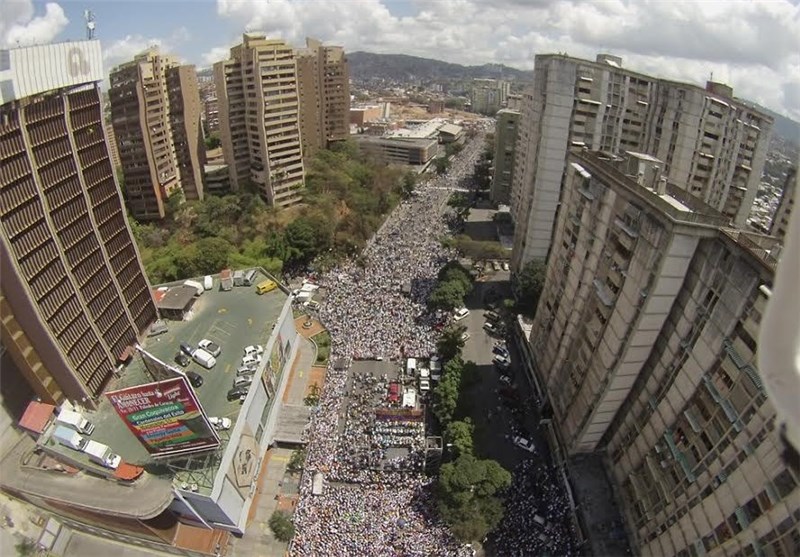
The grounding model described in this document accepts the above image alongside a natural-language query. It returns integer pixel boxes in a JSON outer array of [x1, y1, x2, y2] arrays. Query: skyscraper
[[0, 41, 158, 408], [522, 149, 797, 555], [296, 38, 351, 160], [109, 48, 205, 221], [491, 109, 520, 205], [511, 54, 773, 271], [770, 167, 796, 240], [215, 34, 305, 207]]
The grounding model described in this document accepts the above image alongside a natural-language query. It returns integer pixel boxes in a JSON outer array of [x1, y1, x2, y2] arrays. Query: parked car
[[227, 386, 249, 402], [179, 342, 195, 357], [304, 300, 321, 311], [461, 331, 471, 342], [198, 339, 221, 357], [493, 345, 510, 359], [502, 261, 510, 271], [499, 374, 512, 386], [485, 310, 501, 322], [174, 352, 190, 367], [512, 435, 536, 453], [236, 365, 257, 376], [244, 345, 264, 357], [147, 320, 169, 337], [491, 260, 501, 271], [233, 375, 254, 388], [483, 322, 499, 335], [453, 307, 470, 321], [493, 354, 511, 368], [192, 348, 216, 369], [242, 354, 261, 367], [186, 371, 204, 388], [209, 417, 232, 430]]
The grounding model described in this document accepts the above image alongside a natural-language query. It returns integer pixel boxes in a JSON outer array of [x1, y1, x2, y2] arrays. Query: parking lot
[[91, 271, 288, 465]]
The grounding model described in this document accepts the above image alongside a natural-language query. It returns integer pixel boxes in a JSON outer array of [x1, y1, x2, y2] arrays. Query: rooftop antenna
[[84, 10, 96, 40]]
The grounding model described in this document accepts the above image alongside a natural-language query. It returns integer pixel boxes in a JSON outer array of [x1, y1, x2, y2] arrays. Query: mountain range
[[347, 51, 532, 82]]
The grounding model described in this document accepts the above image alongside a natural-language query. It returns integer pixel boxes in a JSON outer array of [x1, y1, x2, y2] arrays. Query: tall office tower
[[0, 41, 158, 407], [769, 167, 796, 240], [525, 150, 797, 555], [296, 38, 350, 160], [511, 54, 773, 271], [491, 109, 520, 205], [215, 34, 305, 207], [109, 48, 205, 221]]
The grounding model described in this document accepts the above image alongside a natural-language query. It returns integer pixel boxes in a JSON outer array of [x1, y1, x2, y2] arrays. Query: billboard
[[0, 40, 104, 104], [106, 377, 220, 457]]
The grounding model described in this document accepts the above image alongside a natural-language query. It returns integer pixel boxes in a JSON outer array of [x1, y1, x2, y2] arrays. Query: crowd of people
[[487, 459, 580, 556], [291, 131, 489, 556]]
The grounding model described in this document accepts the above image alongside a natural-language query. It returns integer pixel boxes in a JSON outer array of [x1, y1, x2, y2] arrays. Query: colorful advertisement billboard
[[106, 377, 219, 457]]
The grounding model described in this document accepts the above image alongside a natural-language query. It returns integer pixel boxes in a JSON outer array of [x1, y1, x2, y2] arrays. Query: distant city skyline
[[1, 0, 799, 121]]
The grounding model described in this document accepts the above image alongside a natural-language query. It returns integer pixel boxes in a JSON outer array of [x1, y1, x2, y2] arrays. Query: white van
[[406, 358, 417, 374], [243, 269, 258, 286], [203, 275, 213, 290], [192, 348, 217, 369]]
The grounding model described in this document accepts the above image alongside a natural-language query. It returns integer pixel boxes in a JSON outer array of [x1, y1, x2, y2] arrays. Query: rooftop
[[80, 270, 288, 495]]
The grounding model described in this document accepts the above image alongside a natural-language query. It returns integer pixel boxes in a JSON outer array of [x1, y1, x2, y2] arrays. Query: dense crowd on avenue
[[291, 134, 487, 556], [487, 460, 580, 556], [329, 369, 426, 483]]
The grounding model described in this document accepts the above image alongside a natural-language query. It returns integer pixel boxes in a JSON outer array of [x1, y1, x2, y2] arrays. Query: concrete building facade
[[523, 150, 797, 556], [491, 109, 520, 205], [296, 38, 350, 160], [470, 78, 510, 115], [770, 167, 796, 240], [0, 41, 158, 408], [215, 34, 305, 207], [511, 54, 773, 271], [109, 48, 205, 221]]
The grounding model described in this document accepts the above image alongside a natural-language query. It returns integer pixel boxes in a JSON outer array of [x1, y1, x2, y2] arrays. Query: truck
[[233, 270, 245, 287], [192, 348, 217, 369], [220, 269, 233, 291], [53, 425, 87, 451], [55, 409, 95, 435], [203, 275, 213, 291], [83, 440, 121, 469], [183, 280, 204, 296]]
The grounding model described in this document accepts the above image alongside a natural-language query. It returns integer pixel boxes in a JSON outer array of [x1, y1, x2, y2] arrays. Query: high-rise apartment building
[[109, 48, 205, 220], [523, 149, 797, 555], [491, 109, 520, 205], [470, 78, 509, 115], [770, 167, 796, 240], [215, 34, 305, 207], [511, 54, 773, 271], [199, 81, 219, 134], [0, 41, 158, 408], [296, 38, 350, 160]]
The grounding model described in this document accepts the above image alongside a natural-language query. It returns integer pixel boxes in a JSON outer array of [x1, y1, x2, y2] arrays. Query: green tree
[[204, 132, 221, 150], [428, 280, 468, 312], [287, 449, 307, 474], [436, 453, 512, 543], [433, 357, 465, 425], [517, 259, 548, 317], [434, 156, 450, 175], [437, 325, 466, 361], [268, 511, 295, 542], [192, 237, 233, 274], [445, 418, 474, 457]]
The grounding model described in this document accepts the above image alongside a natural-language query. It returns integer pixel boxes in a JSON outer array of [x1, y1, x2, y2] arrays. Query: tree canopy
[[445, 418, 474, 457], [436, 453, 512, 543], [517, 259, 548, 317], [133, 140, 413, 283]]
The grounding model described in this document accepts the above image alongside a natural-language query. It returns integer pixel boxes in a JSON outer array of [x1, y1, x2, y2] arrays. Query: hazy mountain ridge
[[347, 51, 532, 82]]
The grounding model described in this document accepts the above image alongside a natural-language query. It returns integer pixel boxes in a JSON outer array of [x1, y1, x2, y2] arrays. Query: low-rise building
[[354, 136, 438, 170]]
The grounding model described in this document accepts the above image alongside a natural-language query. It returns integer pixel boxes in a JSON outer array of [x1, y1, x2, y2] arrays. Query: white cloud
[[202, 45, 232, 66], [213, 0, 800, 121], [102, 26, 193, 77], [0, 0, 68, 48]]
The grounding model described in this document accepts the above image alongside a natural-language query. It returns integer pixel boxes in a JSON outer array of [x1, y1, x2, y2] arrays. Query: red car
[[388, 382, 401, 403]]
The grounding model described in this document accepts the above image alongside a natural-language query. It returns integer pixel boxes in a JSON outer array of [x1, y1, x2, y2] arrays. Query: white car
[[499, 374, 512, 386], [233, 375, 254, 388], [461, 331, 471, 342], [491, 261, 501, 271], [502, 262, 510, 271], [493, 354, 511, 368], [244, 345, 264, 357], [242, 354, 261, 367], [198, 339, 221, 357], [209, 417, 232, 430], [512, 435, 536, 453], [419, 378, 431, 392], [453, 308, 470, 321]]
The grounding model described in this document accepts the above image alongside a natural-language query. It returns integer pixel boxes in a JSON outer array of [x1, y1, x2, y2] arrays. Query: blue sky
[[2, 0, 799, 121]]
